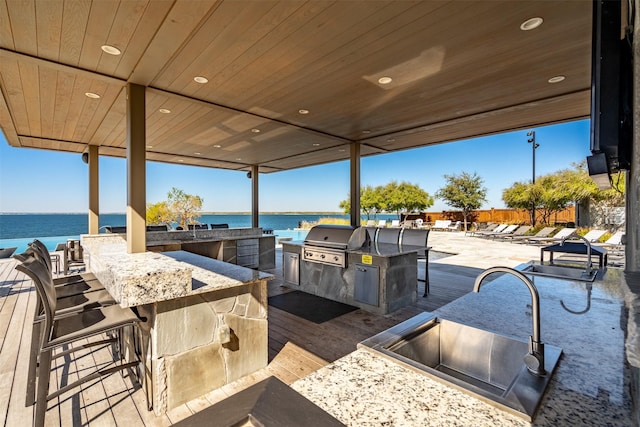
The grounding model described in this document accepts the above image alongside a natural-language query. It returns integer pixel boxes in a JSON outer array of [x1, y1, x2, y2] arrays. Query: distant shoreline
[[0, 211, 346, 215]]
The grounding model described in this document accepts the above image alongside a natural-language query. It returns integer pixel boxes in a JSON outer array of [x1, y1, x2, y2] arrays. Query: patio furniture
[[446, 221, 462, 231], [592, 230, 625, 253], [414, 218, 424, 228], [525, 227, 577, 245], [495, 225, 532, 241], [14, 249, 116, 406], [400, 228, 431, 296], [105, 226, 127, 233], [64, 239, 85, 275], [15, 256, 145, 427], [473, 223, 508, 237], [390, 219, 401, 227], [480, 224, 519, 239], [365, 219, 376, 227], [188, 224, 209, 230], [146, 225, 168, 232], [540, 241, 608, 268], [377, 219, 387, 227], [210, 223, 230, 229], [510, 226, 556, 244], [0, 247, 17, 259], [431, 220, 452, 231], [581, 229, 607, 242]]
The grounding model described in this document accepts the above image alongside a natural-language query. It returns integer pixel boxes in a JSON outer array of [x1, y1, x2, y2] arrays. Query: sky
[[0, 119, 591, 214]]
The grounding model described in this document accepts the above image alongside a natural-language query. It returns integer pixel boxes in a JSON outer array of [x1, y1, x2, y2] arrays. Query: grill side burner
[[302, 225, 363, 268]]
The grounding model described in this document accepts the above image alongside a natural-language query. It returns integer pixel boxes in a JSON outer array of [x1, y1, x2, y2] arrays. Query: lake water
[[0, 213, 398, 253]]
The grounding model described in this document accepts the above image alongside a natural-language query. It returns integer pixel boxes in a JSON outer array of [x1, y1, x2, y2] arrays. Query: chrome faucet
[[560, 234, 592, 277], [473, 266, 546, 376]]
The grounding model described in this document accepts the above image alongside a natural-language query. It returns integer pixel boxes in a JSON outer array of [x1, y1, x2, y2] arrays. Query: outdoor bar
[[1, 1, 639, 426], [81, 234, 273, 413]]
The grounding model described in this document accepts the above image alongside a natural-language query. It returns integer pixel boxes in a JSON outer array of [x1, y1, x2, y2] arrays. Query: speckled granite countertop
[[292, 266, 633, 426], [82, 235, 273, 308]]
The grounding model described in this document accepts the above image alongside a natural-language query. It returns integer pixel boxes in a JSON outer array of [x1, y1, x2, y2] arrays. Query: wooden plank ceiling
[[0, 0, 592, 173]]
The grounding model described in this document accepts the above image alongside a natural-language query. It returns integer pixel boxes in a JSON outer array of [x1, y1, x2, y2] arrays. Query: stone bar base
[[137, 281, 267, 414]]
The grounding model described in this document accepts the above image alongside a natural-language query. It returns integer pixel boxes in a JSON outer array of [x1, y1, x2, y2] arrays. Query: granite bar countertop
[[292, 266, 633, 425], [81, 234, 273, 307]]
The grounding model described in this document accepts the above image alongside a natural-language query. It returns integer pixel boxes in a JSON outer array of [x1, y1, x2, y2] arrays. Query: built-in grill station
[[282, 224, 422, 315], [302, 225, 368, 268]]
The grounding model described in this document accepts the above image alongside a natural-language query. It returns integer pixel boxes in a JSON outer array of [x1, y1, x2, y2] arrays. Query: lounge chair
[[210, 223, 229, 229], [495, 225, 532, 241], [365, 219, 376, 227], [473, 223, 508, 237], [580, 229, 607, 242], [479, 224, 518, 239], [377, 219, 387, 228], [446, 221, 462, 232], [431, 220, 452, 231], [510, 226, 556, 243], [525, 227, 576, 245], [390, 219, 401, 227], [593, 231, 625, 251], [0, 247, 17, 259]]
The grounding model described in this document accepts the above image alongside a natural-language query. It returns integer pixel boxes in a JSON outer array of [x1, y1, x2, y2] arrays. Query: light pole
[[527, 130, 539, 226]]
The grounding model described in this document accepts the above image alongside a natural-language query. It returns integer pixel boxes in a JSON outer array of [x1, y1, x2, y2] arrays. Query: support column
[[251, 166, 259, 228], [350, 142, 361, 228], [88, 145, 99, 234], [126, 83, 146, 253], [628, 0, 639, 271]]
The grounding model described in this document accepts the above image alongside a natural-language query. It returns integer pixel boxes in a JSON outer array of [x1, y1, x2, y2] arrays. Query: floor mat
[[268, 290, 358, 324]]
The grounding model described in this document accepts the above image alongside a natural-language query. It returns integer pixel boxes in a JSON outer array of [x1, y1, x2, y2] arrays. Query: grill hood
[[304, 225, 368, 250]]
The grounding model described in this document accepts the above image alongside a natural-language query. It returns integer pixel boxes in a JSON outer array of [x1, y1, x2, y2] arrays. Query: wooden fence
[[402, 206, 576, 226]]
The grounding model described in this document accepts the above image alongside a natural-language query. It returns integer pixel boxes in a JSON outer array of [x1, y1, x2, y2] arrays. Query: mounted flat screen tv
[[589, 0, 632, 175]]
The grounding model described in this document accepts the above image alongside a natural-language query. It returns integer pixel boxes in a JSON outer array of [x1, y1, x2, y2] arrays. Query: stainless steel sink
[[359, 312, 562, 421], [521, 262, 597, 282]]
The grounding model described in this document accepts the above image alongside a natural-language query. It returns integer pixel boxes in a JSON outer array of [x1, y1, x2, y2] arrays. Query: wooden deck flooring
[[0, 248, 481, 426]]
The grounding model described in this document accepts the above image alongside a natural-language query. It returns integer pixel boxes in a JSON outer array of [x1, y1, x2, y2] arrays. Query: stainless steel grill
[[303, 225, 367, 267]]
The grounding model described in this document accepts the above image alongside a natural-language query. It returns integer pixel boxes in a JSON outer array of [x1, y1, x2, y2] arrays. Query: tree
[[435, 172, 487, 231], [502, 181, 542, 225], [338, 182, 432, 219], [382, 181, 433, 218], [146, 201, 172, 226], [167, 187, 204, 230]]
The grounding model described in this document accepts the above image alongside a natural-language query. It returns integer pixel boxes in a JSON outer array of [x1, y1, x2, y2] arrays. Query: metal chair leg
[[34, 348, 52, 427], [25, 320, 42, 407]]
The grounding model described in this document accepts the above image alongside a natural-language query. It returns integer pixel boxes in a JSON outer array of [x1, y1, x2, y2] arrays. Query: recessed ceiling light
[[147, 145, 153, 149], [378, 76, 393, 85], [194, 76, 209, 84], [85, 92, 100, 99], [387, 138, 396, 143], [159, 108, 171, 114], [213, 144, 222, 148], [338, 149, 346, 152], [312, 143, 320, 147], [194, 152, 201, 155], [520, 17, 543, 31], [178, 159, 184, 162], [235, 157, 242, 161], [362, 130, 371, 134], [548, 75, 565, 83], [251, 128, 260, 133], [298, 109, 309, 115], [101, 45, 121, 55]]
